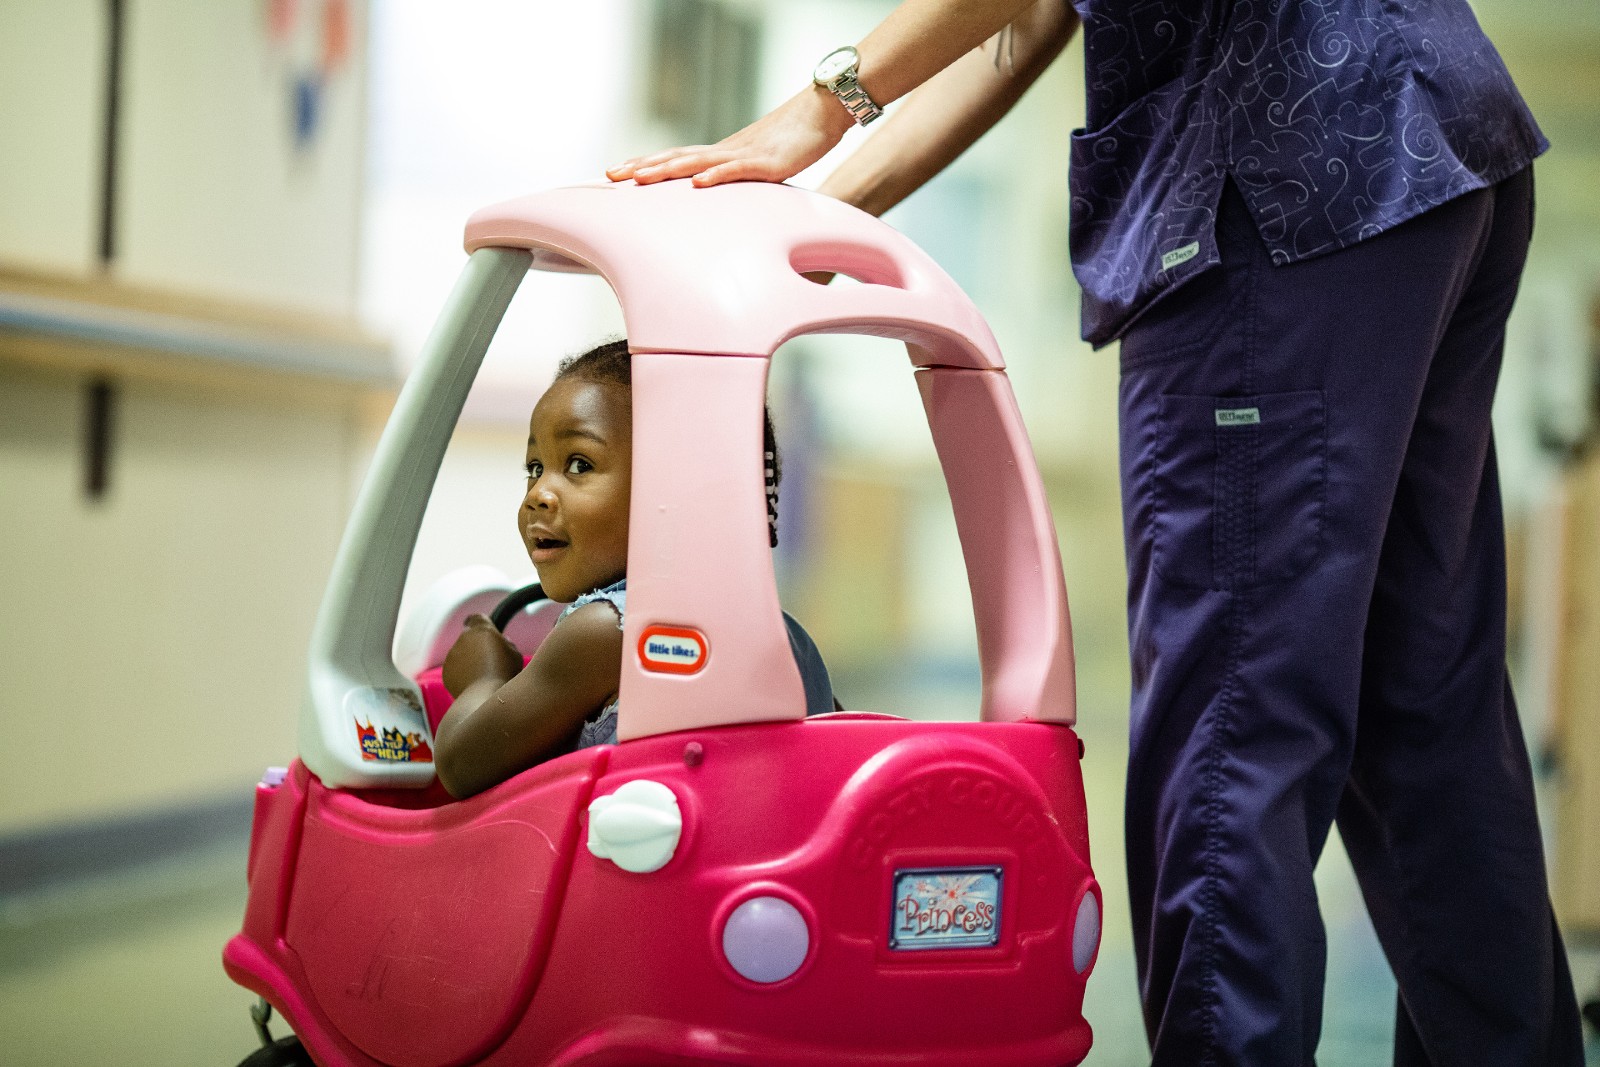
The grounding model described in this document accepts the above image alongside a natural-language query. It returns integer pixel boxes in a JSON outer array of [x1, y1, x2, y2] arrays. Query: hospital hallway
[[5, 0, 1598, 1061]]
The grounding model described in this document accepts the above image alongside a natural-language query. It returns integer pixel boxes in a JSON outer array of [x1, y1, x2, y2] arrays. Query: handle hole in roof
[[527, 248, 595, 274], [788, 243, 907, 289]]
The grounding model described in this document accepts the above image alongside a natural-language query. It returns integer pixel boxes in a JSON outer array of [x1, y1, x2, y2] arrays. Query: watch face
[[814, 47, 858, 84]]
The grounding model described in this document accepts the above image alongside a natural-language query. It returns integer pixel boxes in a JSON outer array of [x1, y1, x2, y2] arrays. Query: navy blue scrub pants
[[1116, 167, 1584, 1066]]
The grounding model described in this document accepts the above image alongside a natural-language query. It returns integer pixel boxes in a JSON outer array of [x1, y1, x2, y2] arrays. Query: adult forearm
[[850, 0, 1050, 107], [823, 1, 1079, 217], [609, 0, 1075, 192]]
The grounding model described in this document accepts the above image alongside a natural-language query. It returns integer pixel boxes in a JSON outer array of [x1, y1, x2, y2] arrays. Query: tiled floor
[[2, 753, 1595, 1066]]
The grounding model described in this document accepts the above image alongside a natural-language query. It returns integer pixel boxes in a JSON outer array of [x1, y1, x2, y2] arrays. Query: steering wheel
[[489, 581, 548, 632]]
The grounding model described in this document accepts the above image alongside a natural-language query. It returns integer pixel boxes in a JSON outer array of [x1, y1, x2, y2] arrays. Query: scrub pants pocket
[[1148, 390, 1326, 590]]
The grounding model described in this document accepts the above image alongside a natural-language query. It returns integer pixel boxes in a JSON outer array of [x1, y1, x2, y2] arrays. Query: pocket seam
[[1150, 401, 1216, 591], [1149, 391, 1327, 591]]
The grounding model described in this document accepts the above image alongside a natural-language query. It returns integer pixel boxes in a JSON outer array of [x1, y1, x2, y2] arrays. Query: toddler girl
[[434, 339, 834, 798]]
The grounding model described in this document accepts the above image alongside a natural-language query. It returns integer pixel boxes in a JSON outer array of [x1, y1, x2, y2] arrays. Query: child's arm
[[433, 605, 624, 799]]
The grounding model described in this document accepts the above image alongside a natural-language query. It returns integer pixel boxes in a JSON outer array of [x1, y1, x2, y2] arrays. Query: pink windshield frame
[[463, 180, 1076, 739]]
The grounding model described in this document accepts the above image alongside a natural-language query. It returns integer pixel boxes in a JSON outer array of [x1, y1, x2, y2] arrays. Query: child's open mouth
[[529, 536, 569, 564]]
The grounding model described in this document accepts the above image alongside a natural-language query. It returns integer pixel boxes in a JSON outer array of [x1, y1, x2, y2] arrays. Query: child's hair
[[555, 339, 784, 547]]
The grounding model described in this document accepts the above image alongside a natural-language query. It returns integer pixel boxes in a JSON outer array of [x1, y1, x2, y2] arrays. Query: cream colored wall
[[0, 363, 368, 832], [0, 0, 368, 315], [0, 1, 104, 275], [395, 422, 545, 629], [115, 0, 369, 315], [0, 1, 378, 833]]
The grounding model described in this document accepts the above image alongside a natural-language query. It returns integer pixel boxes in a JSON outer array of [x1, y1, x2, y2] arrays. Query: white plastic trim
[[586, 779, 683, 874], [300, 248, 531, 788], [393, 565, 513, 677]]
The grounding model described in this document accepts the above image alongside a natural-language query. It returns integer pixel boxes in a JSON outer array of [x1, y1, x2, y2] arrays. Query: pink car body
[[224, 180, 1099, 1066]]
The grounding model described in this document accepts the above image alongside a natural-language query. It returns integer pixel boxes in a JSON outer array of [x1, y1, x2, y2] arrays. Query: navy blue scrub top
[[1065, 0, 1547, 347]]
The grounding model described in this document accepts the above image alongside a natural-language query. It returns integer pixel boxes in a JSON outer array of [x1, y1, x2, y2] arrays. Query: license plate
[[889, 866, 1002, 950]]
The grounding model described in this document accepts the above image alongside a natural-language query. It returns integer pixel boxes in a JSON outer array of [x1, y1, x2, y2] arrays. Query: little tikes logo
[[638, 625, 708, 675]]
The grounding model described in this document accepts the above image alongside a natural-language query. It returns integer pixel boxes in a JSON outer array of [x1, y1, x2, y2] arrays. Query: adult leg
[[1333, 166, 1584, 1067], [1118, 178, 1530, 1065]]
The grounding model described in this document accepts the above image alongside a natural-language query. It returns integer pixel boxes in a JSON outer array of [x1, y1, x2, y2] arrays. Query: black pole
[[84, 377, 117, 501], [99, 0, 125, 267]]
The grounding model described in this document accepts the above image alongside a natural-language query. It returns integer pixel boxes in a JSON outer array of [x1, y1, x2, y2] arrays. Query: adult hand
[[441, 614, 524, 697], [607, 87, 853, 188]]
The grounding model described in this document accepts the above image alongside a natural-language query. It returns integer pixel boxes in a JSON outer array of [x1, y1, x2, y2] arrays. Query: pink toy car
[[224, 179, 1100, 1066]]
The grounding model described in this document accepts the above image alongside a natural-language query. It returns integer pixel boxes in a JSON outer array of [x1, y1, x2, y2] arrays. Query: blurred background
[[1, 1, 1598, 1063]]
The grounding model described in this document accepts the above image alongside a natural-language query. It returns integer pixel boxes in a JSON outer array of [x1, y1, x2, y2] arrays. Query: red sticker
[[638, 625, 709, 675]]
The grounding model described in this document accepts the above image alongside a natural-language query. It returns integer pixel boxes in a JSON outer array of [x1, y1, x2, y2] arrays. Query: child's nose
[[526, 482, 557, 509]]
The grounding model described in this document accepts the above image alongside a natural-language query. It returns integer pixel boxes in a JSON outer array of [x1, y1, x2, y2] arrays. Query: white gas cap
[[586, 779, 682, 873]]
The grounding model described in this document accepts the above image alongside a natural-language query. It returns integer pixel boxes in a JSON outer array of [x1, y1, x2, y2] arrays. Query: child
[[434, 339, 834, 799]]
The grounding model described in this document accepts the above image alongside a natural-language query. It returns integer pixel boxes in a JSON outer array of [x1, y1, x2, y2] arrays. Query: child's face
[[521, 376, 632, 603]]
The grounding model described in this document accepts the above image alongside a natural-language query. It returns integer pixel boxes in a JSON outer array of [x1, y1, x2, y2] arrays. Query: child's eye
[[565, 456, 593, 476], [525, 461, 543, 482]]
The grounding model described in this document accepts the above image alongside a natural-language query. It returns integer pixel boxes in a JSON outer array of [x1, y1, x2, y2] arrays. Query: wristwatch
[[813, 45, 883, 126]]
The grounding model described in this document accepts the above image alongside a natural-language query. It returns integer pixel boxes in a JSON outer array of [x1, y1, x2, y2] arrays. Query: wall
[[0, 362, 370, 831], [114, 0, 369, 315], [0, 0, 381, 834], [0, 1, 105, 275], [0, 0, 368, 312]]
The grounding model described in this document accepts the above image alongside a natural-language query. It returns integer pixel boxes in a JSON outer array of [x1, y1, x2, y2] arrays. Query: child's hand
[[442, 614, 525, 697]]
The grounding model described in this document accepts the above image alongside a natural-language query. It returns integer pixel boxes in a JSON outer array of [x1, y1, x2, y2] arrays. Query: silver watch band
[[832, 72, 883, 126]]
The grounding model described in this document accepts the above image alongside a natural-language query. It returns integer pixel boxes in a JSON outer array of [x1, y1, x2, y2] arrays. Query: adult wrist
[[807, 81, 860, 140], [813, 45, 885, 127]]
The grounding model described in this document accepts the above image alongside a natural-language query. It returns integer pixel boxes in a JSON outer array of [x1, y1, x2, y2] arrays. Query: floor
[[1, 740, 1595, 1066]]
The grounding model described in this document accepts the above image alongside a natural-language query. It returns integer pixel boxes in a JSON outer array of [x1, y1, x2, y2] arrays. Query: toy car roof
[[300, 179, 1076, 789]]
